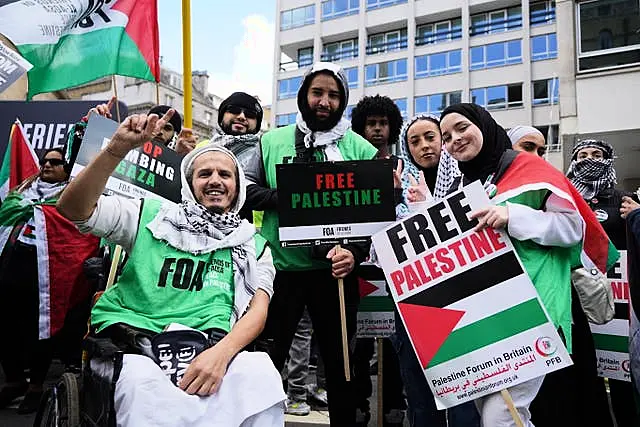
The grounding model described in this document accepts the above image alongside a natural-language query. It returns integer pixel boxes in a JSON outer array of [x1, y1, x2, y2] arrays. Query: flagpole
[[111, 75, 121, 123], [182, 0, 192, 128], [156, 81, 160, 105]]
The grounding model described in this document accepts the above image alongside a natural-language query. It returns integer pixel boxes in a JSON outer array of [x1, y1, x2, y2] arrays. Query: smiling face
[[513, 133, 546, 157], [306, 73, 341, 122], [441, 112, 484, 162], [406, 119, 442, 169], [190, 151, 238, 213]]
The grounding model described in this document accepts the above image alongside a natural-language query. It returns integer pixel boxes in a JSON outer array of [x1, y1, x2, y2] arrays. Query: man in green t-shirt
[[56, 111, 285, 426], [243, 62, 377, 425]]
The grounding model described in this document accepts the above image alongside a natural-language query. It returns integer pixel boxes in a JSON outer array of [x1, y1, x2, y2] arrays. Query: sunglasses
[[227, 105, 258, 120], [40, 158, 66, 167]]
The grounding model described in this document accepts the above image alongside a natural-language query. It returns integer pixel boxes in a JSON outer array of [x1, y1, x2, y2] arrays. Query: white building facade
[[271, 0, 640, 186]]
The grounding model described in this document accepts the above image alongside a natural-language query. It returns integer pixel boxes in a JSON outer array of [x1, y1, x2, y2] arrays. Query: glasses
[[227, 105, 258, 120], [40, 158, 66, 167]]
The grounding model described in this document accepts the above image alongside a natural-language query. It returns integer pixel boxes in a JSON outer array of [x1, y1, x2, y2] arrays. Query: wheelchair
[[34, 246, 125, 427]]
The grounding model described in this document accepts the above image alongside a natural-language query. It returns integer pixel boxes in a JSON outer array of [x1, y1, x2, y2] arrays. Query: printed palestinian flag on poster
[[590, 251, 631, 382], [0, 0, 160, 99], [357, 263, 395, 338], [372, 181, 573, 409]]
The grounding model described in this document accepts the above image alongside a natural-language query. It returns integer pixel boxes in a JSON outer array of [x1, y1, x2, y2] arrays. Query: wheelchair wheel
[[35, 373, 80, 427]]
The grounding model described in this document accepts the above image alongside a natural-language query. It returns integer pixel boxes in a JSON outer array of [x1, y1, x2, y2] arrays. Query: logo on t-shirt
[[157, 258, 230, 292]]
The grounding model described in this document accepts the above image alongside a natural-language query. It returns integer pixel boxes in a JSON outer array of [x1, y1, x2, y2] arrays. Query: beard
[[302, 107, 342, 132], [221, 120, 251, 136]]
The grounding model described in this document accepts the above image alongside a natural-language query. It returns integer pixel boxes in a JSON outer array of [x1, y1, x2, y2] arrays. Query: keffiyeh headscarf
[[21, 177, 67, 201], [209, 124, 261, 170], [567, 139, 617, 200], [396, 114, 461, 218], [146, 144, 261, 325]]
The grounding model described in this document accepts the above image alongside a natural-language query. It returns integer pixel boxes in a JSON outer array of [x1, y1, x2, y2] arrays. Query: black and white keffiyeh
[[210, 124, 261, 170], [146, 144, 264, 326], [21, 177, 67, 201], [295, 113, 350, 161], [567, 158, 617, 200]]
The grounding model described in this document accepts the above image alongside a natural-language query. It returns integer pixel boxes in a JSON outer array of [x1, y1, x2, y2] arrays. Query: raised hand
[[109, 109, 175, 156], [621, 196, 640, 219], [407, 171, 432, 203], [87, 96, 116, 119], [393, 158, 403, 189]]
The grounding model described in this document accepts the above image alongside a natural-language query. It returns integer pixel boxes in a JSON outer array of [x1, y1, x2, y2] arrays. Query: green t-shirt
[[259, 124, 377, 271], [91, 199, 236, 334]]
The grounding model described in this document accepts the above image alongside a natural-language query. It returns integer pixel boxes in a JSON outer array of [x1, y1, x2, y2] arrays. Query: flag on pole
[[0, 0, 160, 99], [0, 119, 39, 201]]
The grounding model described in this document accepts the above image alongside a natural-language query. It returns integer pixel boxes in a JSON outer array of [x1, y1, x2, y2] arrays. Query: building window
[[530, 1, 556, 26], [367, 29, 408, 55], [532, 78, 559, 106], [322, 0, 359, 21], [345, 67, 358, 88], [471, 84, 523, 110], [280, 5, 315, 30], [470, 6, 522, 36], [394, 98, 408, 119], [344, 105, 356, 119], [577, 0, 640, 71], [205, 112, 212, 126], [165, 94, 174, 107], [276, 113, 297, 127], [536, 124, 560, 152], [298, 47, 313, 67], [366, 0, 407, 11], [470, 40, 522, 70], [531, 34, 557, 61], [278, 76, 302, 99], [416, 18, 462, 46], [415, 50, 462, 78], [414, 91, 462, 116], [322, 39, 358, 62], [365, 59, 407, 85]]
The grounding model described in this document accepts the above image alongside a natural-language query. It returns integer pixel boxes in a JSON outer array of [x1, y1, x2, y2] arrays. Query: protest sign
[[590, 251, 630, 382], [0, 100, 127, 159], [276, 159, 395, 247], [72, 115, 181, 204], [357, 263, 395, 338], [0, 39, 32, 94], [371, 181, 572, 409]]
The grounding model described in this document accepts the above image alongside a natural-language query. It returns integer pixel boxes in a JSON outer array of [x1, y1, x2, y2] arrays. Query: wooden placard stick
[[377, 337, 384, 427], [335, 244, 351, 381], [500, 389, 525, 427]]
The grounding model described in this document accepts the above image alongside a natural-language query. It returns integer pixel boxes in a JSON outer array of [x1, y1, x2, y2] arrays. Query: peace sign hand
[[407, 171, 432, 203], [109, 109, 175, 156], [393, 159, 403, 189]]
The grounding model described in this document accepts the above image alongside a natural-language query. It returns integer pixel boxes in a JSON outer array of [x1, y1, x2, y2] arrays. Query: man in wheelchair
[[56, 109, 286, 426]]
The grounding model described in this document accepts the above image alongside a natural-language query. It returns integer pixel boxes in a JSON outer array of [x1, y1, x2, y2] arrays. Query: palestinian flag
[[357, 263, 395, 338], [493, 152, 619, 275], [0, 120, 39, 201], [0, 191, 99, 339], [0, 0, 160, 99]]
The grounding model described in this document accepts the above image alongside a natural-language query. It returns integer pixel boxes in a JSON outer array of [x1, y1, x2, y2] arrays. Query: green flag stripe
[[358, 296, 394, 312], [18, 27, 153, 98], [593, 333, 629, 353], [0, 132, 12, 185], [428, 298, 547, 368]]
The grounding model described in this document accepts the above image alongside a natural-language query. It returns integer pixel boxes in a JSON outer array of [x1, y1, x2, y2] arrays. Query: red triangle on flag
[[358, 277, 379, 298], [398, 303, 465, 369]]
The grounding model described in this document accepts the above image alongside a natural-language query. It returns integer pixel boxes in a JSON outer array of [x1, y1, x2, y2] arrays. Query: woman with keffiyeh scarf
[[566, 139, 640, 427], [57, 110, 285, 426]]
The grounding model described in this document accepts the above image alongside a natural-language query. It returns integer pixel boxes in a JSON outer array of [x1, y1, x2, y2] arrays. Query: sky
[[157, 1, 277, 105]]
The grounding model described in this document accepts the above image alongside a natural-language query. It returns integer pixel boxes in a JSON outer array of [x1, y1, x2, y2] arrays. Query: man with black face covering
[[244, 62, 377, 425]]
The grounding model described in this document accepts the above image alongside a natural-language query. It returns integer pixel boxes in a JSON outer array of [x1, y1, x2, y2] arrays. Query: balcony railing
[[530, 8, 556, 26], [470, 15, 523, 37], [321, 47, 359, 62], [366, 39, 408, 55], [415, 28, 462, 46]]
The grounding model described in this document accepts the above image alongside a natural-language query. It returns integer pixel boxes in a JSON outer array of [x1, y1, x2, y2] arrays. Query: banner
[[590, 251, 630, 382], [371, 181, 572, 409], [276, 159, 395, 247], [0, 100, 127, 159], [357, 263, 395, 338], [0, 39, 32, 93], [72, 114, 180, 204]]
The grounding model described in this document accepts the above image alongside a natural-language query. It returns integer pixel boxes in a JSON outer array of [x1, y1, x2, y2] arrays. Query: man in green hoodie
[[244, 62, 377, 425]]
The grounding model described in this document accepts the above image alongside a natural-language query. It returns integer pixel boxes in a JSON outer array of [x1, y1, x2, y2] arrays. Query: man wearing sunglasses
[[206, 92, 263, 170]]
